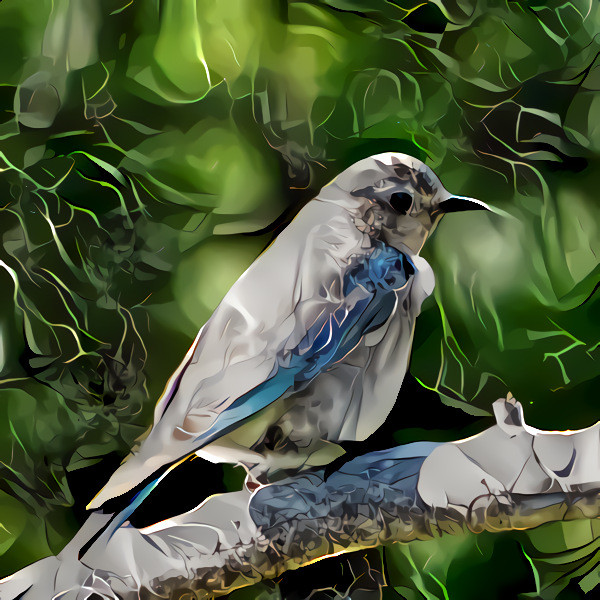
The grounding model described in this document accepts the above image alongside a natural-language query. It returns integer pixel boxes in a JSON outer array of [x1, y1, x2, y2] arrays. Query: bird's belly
[[352, 299, 415, 440], [194, 399, 291, 465]]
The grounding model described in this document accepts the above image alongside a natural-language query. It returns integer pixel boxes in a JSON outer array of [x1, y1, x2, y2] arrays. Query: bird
[[79, 152, 490, 555]]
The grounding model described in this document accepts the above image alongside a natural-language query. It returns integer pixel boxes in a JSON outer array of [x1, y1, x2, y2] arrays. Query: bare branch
[[2, 395, 599, 600]]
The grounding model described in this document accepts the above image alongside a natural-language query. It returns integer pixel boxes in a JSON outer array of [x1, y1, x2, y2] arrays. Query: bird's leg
[[244, 470, 267, 493]]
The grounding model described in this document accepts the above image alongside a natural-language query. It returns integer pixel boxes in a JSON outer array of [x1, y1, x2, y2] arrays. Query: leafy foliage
[[0, 0, 598, 597]]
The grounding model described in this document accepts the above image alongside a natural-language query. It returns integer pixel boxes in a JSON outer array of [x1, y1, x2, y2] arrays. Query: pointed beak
[[437, 195, 491, 213]]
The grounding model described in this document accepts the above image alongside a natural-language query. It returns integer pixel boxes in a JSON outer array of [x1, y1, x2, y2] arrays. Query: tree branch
[[2, 395, 599, 600]]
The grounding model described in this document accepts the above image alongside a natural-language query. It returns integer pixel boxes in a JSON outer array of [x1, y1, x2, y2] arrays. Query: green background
[[0, 0, 598, 597]]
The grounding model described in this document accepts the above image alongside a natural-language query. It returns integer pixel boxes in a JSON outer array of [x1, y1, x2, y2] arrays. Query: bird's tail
[[77, 474, 159, 559], [78, 455, 189, 560]]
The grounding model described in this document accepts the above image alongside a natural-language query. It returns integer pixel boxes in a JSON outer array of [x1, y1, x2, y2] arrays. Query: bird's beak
[[437, 195, 491, 213]]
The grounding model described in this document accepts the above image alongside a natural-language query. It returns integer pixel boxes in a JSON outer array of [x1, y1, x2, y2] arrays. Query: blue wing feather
[[196, 241, 414, 449]]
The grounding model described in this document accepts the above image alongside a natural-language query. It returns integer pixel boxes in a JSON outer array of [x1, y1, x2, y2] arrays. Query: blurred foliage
[[0, 0, 598, 597]]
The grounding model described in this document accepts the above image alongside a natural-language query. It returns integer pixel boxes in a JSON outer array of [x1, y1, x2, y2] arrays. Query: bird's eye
[[389, 192, 413, 215]]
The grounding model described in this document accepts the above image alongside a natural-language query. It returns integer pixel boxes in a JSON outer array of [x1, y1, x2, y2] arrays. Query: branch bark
[[2, 395, 599, 600]]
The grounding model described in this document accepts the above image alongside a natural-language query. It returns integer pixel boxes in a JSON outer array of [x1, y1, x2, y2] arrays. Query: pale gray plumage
[[88, 152, 489, 511]]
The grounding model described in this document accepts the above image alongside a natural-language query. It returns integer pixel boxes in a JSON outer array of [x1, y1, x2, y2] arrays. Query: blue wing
[[196, 241, 414, 448]]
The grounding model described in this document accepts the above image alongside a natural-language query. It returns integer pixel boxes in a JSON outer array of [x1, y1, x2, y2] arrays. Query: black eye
[[389, 192, 413, 215]]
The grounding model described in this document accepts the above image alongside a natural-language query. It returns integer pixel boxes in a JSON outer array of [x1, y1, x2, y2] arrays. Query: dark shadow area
[[67, 451, 228, 529]]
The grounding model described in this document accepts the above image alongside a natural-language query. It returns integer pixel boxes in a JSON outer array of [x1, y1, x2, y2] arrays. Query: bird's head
[[324, 152, 491, 256]]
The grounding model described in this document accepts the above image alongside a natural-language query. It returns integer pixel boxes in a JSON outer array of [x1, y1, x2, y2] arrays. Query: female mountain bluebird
[[85, 152, 490, 541]]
